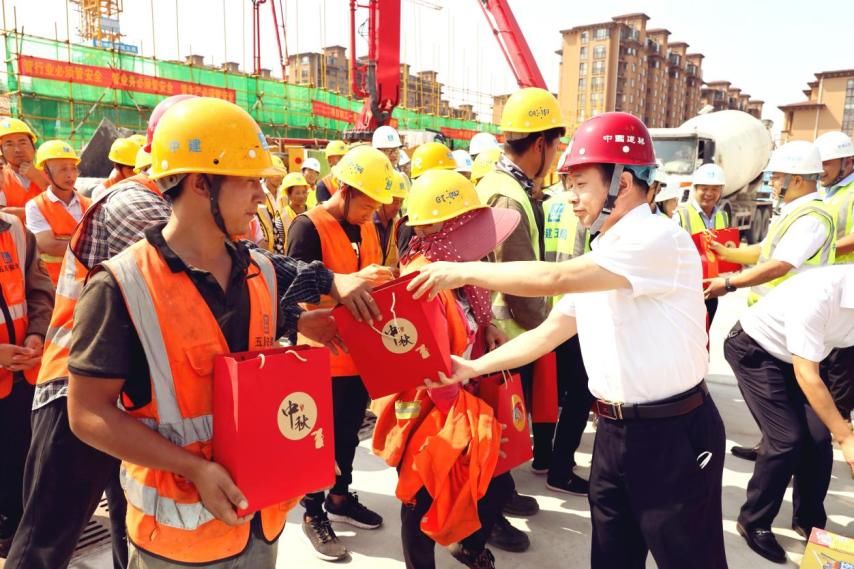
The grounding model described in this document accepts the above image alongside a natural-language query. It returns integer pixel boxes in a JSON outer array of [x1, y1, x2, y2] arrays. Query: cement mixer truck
[[649, 110, 775, 243]]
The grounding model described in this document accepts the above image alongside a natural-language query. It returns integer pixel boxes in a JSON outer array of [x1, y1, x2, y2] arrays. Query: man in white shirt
[[408, 112, 727, 569], [724, 265, 854, 564]]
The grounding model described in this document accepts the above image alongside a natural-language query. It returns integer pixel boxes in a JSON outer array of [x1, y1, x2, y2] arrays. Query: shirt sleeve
[[103, 189, 171, 258], [783, 283, 832, 362], [771, 215, 830, 268], [23, 228, 55, 337], [24, 199, 50, 235], [555, 294, 577, 317], [589, 227, 677, 298], [285, 215, 323, 263]]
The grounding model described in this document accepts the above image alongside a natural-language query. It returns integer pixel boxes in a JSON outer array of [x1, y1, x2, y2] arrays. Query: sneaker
[[487, 515, 530, 553], [302, 514, 348, 561], [546, 472, 589, 496], [450, 544, 497, 568], [502, 490, 539, 516], [325, 492, 383, 529], [358, 409, 377, 442], [530, 460, 549, 475]]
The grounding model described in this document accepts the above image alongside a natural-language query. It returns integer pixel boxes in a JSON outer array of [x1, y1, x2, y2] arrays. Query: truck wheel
[[747, 211, 764, 244]]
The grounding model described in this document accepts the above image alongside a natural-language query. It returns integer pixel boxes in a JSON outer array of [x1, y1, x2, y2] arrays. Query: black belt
[[594, 381, 709, 421]]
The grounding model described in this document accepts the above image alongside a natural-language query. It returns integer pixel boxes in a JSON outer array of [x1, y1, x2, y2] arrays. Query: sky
[[3, 0, 853, 133]]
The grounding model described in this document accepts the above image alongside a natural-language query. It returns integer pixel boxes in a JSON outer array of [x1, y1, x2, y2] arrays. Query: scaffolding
[[70, 0, 123, 43]]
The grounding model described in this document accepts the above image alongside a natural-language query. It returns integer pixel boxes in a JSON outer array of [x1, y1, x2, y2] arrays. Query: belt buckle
[[595, 400, 623, 420]]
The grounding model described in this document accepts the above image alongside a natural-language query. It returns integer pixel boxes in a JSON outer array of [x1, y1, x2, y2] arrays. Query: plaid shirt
[[34, 180, 333, 410]]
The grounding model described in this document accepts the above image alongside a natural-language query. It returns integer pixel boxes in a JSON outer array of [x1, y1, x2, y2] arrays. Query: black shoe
[[546, 472, 589, 496], [731, 444, 760, 461], [502, 490, 539, 516], [450, 544, 496, 568], [530, 460, 549, 475], [487, 515, 530, 553], [736, 522, 786, 564], [325, 492, 383, 529], [791, 521, 819, 540], [302, 514, 348, 561]]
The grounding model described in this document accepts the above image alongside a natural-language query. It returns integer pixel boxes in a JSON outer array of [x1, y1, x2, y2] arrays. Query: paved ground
[[64, 291, 854, 568]]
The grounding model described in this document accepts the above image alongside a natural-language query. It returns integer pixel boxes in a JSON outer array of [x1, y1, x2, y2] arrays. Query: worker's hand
[[5, 334, 44, 372], [703, 277, 728, 299], [355, 264, 397, 286], [187, 460, 253, 526], [330, 272, 382, 323], [423, 355, 478, 389], [842, 435, 854, 477], [18, 161, 34, 180], [485, 324, 508, 352], [23, 334, 44, 354], [297, 309, 346, 356], [407, 261, 467, 301], [0, 343, 37, 371], [708, 240, 732, 260]]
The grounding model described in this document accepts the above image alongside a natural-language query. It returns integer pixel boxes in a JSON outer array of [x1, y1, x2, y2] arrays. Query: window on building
[[580, 46, 588, 59], [591, 77, 605, 92], [592, 61, 606, 75], [594, 45, 607, 59], [594, 27, 609, 40], [578, 77, 586, 90], [632, 63, 637, 73], [580, 31, 589, 44], [577, 93, 586, 108], [591, 92, 603, 105], [843, 79, 854, 135], [577, 109, 585, 122], [579, 62, 587, 76]]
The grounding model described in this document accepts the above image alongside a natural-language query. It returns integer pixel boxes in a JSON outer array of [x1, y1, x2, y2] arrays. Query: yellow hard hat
[[325, 140, 349, 158], [390, 170, 410, 199], [149, 97, 281, 180], [271, 154, 288, 174], [133, 146, 152, 174], [0, 117, 37, 143], [410, 142, 456, 179], [34, 140, 79, 169], [499, 87, 564, 138], [471, 146, 503, 182], [406, 169, 486, 226], [108, 137, 141, 167], [281, 172, 308, 191], [128, 134, 147, 147], [332, 145, 394, 205]]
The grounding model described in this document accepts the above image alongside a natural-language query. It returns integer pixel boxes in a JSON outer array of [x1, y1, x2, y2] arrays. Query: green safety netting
[[1, 32, 498, 150]]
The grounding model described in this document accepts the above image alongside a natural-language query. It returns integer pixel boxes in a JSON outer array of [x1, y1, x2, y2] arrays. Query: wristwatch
[[724, 277, 737, 293]]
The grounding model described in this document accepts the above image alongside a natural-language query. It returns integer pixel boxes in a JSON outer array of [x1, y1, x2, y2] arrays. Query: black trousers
[[400, 473, 514, 569], [822, 344, 854, 416], [589, 395, 727, 569], [303, 375, 370, 516], [705, 297, 719, 328], [724, 327, 833, 531], [0, 380, 34, 539], [4, 397, 128, 569]]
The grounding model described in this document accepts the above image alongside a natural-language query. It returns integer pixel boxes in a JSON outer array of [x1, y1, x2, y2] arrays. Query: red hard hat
[[560, 112, 656, 172], [144, 94, 198, 152]]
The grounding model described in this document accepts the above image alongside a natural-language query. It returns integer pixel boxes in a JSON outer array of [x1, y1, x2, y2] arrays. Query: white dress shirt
[[556, 204, 708, 404], [741, 266, 854, 363], [24, 188, 85, 235], [769, 192, 831, 268]]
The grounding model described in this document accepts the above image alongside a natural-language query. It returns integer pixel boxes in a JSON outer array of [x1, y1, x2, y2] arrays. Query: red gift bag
[[213, 346, 335, 516], [478, 372, 533, 476], [710, 228, 742, 274], [332, 273, 451, 399], [690, 232, 720, 279], [531, 353, 559, 424]]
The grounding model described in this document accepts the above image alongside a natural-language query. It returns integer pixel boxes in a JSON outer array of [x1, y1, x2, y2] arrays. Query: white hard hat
[[372, 125, 402, 149], [814, 131, 854, 162], [655, 185, 682, 203], [653, 168, 668, 184], [398, 148, 411, 166], [469, 132, 500, 156], [692, 163, 726, 186], [452, 149, 473, 173], [302, 157, 321, 173], [766, 141, 824, 175]]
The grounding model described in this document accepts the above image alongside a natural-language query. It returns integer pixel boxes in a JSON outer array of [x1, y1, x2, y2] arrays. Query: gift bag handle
[[256, 350, 309, 370], [369, 291, 401, 339]]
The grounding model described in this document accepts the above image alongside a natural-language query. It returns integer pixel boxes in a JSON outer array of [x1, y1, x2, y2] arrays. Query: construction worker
[[264, 155, 287, 196], [815, 131, 854, 262], [724, 266, 854, 563], [286, 144, 395, 561], [24, 140, 90, 286], [410, 111, 729, 569], [398, 148, 412, 178], [453, 149, 474, 180], [276, 171, 311, 247], [0, 207, 54, 558], [256, 155, 287, 254], [0, 118, 49, 221], [315, 140, 349, 203], [91, 137, 142, 201], [375, 170, 409, 268], [473, 87, 566, 550], [127, 133, 147, 148], [65, 96, 372, 569], [654, 184, 681, 218], [471, 146, 502, 186], [373, 169, 521, 569], [469, 132, 500, 159], [537, 149, 593, 496], [410, 141, 457, 180], [133, 145, 152, 175], [372, 124, 404, 168], [302, 157, 321, 209]]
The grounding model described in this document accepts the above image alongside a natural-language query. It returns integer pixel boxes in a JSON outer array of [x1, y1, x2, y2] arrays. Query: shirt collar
[[781, 191, 820, 215], [591, 204, 651, 249], [689, 197, 719, 220], [46, 187, 80, 205], [825, 171, 854, 198], [496, 156, 534, 194]]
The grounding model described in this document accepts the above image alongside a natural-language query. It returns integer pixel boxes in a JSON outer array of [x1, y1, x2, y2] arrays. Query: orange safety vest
[[37, 175, 162, 387], [320, 173, 340, 198], [33, 191, 91, 285], [103, 238, 296, 563], [298, 206, 382, 377], [2, 163, 47, 209], [0, 212, 39, 398]]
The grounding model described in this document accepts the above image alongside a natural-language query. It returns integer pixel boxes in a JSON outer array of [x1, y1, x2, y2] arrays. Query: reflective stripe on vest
[[0, 212, 36, 397], [676, 203, 728, 234], [747, 202, 836, 305], [104, 240, 283, 563], [826, 181, 854, 264], [543, 193, 589, 263]]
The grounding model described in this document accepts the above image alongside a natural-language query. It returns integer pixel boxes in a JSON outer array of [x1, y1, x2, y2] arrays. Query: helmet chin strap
[[204, 175, 229, 238], [773, 174, 792, 216], [827, 158, 854, 188], [589, 164, 624, 234]]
